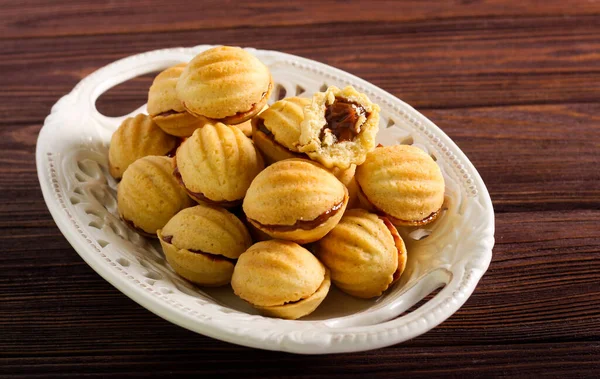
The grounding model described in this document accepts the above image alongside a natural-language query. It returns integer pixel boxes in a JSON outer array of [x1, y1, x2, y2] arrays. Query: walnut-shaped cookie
[[355, 145, 445, 226], [108, 114, 177, 179], [251, 97, 310, 164], [243, 159, 348, 244], [251, 97, 356, 185], [298, 85, 380, 169], [117, 156, 193, 236], [174, 122, 264, 208], [237, 104, 268, 137], [231, 240, 331, 319], [176, 46, 273, 125], [158, 204, 252, 286], [147, 64, 208, 137], [315, 209, 407, 298]]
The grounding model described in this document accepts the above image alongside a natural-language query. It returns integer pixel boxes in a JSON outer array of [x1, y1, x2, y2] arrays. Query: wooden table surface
[[2, 1, 599, 377]]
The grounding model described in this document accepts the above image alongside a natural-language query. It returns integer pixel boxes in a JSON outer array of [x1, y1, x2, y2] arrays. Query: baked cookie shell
[[158, 235, 235, 287], [176, 46, 273, 123], [256, 269, 331, 320], [156, 204, 251, 286], [243, 159, 347, 226], [258, 97, 310, 152], [247, 192, 348, 244], [108, 114, 177, 179], [147, 64, 207, 137], [316, 209, 407, 298], [231, 240, 327, 308], [252, 117, 304, 165], [159, 204, 252, 260], [355, 145, 445, 226], [175, 123, 264, 206], [117, 156, 193, 235]]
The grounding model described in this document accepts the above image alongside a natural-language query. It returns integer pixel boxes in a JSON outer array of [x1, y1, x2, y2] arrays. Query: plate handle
[[69, 46, 212, 136]]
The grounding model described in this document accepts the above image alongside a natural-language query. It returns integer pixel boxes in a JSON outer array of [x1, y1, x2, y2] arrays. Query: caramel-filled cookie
[[243, 159, 348, 244], [108, 114, 177, 179], [251, 97, 356, 185], [158, 204, 252, 286], [356, 145, 445, 226], [315, 209, 407, 298], [298, 85, 380, 169], [231, 240, 330, 319], [176, 46, 273, 125], [117, 156, 193, 236], [147, 64, 208, 137], [174, 122, 264, 208]]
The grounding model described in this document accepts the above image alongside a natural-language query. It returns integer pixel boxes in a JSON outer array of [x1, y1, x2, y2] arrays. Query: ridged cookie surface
[[231, 240, 327, 308], [243, 159, 346, 226], [117, 156, 193, 235], [355, 145, 445, 225], [108, 114, 177, 179], [157, 205, 252, 286], [147, 64, 207, 137], [257, 97, 310, 152], [159, 204, 252, 259], [176, 123, 264, 204], [176, 46, 272, 122], [315, 209, 407, 298]]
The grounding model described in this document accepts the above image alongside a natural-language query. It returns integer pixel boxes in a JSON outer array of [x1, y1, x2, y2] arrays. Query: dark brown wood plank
[[423, 103, 600, 212], [1, 15, 600, 122], [2, 0, 599, 39], [2, 342, 599, 377]]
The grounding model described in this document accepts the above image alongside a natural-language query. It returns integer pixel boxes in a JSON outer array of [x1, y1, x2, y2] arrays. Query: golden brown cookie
[[157, 204, 252, 286], [147, 64, 208, 137], [117, 156, 193, 236], [315, 209, 407, 298], [298, 85, 380, 169], [237, 104, 268, 137], [355, 145, 445, 226], [243, 159, 348, 244], [251, 97, 310, 164], [174, 122, 264, 208], [108, 114, 177, 179], [231, 240, 330, 319], [176, 46, 273, 125]]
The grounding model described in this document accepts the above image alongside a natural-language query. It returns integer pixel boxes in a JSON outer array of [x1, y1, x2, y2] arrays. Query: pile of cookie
[[108, 46, 445, 319]]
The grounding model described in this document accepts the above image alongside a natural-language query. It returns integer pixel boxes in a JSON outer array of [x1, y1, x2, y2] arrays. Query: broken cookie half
[[298, 85, 380, 170]]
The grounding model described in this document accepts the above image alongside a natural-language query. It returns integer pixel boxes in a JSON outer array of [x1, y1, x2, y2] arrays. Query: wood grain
[[1, 13, 600, 124], [1, 0, 600, 377], [2, 0, 600, 39]]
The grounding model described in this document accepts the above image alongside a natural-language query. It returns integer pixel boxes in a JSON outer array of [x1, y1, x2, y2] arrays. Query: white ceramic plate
[[36, 45, 494, 354]]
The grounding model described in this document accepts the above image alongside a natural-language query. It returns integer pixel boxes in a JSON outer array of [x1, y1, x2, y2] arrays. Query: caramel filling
[[200, 82, 273, 122], [161, 235, 236, 264], [172, 165, 242, 208], [378, 216, 405, 283], [250, 197, 346, 232], [321, 97, 369, 143], [155, 109, 182, 118], [123, 218, 155, 238], [256, 119, 307, 159], [166, 138, 183, 158], [356, 180, 441, 226]]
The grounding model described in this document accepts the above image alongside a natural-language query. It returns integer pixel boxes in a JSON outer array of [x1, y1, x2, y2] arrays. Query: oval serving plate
[[36, 45, 494, 354]]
